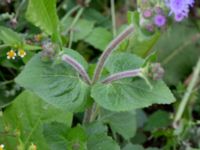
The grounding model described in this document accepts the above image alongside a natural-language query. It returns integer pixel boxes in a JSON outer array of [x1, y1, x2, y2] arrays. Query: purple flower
[[165, 0, 195, 21], [175, 13, 185, 22], [154, 14, 166, 27], [143, 9, 152, 18]]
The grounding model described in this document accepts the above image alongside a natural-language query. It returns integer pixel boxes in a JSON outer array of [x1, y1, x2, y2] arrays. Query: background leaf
[[0, 26, 23, 46], [1, 90, 72, 149], [26, 0, 59, 36], [155, 22, 200, 85], [101, 109, 137, 139], [43, 123, 87, 150], [84, 27, 112, 51]]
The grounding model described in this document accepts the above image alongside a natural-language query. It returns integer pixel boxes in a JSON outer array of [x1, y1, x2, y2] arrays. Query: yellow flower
[[18, 49, 26, 58], [7, 50, 16, 59], [0, 144, 4, 150]]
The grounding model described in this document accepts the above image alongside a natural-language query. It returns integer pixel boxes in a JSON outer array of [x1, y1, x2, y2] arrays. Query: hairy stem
[[102, 69, 142, 84], [62, 54, 91, 84], [173, 57, 200, 126], [92, 24, 134, 83]]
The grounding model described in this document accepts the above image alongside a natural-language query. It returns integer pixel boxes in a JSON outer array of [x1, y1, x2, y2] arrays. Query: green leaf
[[144, 110, 171, 131], [43, 123, 87, 150], [105, 52, 144, 73], [26, 0, 59, 36], [85, 27, 112, 51], [85, 122, 120, 150], [101, 109, 137, 139], [123, 144, 144, 150], [0, 26, 23, 46], [91, 53, 175, 111], [43, 122, 68, 150], [83, 8, 111, 27], [2, 91, 72, 149], [92, 79, 175, 111], [15, 53, 90, 112], [85, 122, 108, 136], [87, 134, 120, 150], [61, 18, 95, 42]]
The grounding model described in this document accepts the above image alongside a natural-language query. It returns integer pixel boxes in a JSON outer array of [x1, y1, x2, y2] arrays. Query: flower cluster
[[7, 49, 26, 60], [139, 0, 195, 32], [140, 6, 167, 32], [166, 0, 195, 22]]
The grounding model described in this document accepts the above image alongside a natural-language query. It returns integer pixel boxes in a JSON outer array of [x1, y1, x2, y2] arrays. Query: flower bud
[[149, 63, 165, 80]]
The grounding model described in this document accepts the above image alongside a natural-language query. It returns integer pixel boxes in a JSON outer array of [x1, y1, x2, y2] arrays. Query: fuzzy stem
[[62, 54, 91, 84], [92, 24, 134, 83], [173, 57, 200, 126], [111, 0, 116, 37], [102, 69, 142, 84]]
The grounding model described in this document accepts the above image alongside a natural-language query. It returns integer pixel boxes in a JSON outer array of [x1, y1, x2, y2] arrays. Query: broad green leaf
[[85, 27, 112, 51], [61, 18, 95, 42], [105, 52, 144, 73], [2, 91, 72, 149], [85, 122, 120, 150], [43, 122, 68, 150], [144, 110, 171, 131], [101, 109, 137, 139], [91, 79, 175, 111], [43, 123, 87, 150], [87, 134, 120, 150], [0, 26, 23, 45], [85, 122, 108, 136], [15, 52, 90, 112], [123, 144, 144, 150], [26, 0, 59, 36], [0, 26, 42, 50], [91, 52, 175, 111]]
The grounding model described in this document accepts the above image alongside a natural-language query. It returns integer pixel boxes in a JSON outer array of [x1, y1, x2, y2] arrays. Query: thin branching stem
[[102, 69, 142, 84], [111, 0, 116, 37], [92, 24, 134, 84], [62, 54, 91, 84]]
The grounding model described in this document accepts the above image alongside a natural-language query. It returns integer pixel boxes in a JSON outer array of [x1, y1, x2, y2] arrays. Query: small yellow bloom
[[0, 144, 4, 150], [7, 50, 16, 59], [18, 49, 26, 58]]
